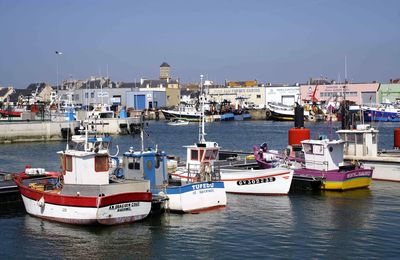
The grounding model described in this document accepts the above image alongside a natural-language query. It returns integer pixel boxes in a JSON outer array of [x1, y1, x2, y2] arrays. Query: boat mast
[[198, 75, 206, 143]]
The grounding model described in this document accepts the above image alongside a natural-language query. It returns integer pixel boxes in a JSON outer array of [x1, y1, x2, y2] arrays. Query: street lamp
[[55, 50, 63, 90]]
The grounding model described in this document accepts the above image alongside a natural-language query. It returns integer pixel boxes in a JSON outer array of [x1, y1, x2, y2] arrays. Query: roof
[[141, 79, 178, 88], [160, 62, 170, 67], [118, 82, 141, 89], [0, 88, 10, 97], [7, 89, 32, 102]]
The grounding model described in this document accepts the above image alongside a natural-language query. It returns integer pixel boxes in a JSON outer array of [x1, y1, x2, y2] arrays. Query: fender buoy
[[266, 110, 272, 119], [37, 196, 45, 208]]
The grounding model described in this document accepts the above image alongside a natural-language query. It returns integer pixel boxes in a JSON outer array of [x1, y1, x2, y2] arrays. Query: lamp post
[[55, 51, 63, 109]]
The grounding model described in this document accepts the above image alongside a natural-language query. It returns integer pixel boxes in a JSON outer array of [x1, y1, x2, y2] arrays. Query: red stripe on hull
[[16, 180, 152, 208], [99, 192, 152, 207]]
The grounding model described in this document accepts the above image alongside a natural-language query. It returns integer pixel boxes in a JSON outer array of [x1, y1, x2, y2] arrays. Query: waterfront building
[[208, 83, 265, 109], [299, 82, 380, 105], [57, 62, 180, 110], [207, 82, 301, 109], [378, 80, 400, 103], [265, 84, 300, 106]]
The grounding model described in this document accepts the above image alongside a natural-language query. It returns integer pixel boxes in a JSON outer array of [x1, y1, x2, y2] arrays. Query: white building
[[265, 85, 300, 106]]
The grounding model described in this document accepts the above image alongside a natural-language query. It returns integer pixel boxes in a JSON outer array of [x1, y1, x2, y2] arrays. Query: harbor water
[[1, 121, 400, 259]]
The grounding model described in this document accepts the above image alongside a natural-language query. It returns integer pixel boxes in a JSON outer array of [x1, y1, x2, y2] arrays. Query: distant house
[[0, 86, 15, 103]]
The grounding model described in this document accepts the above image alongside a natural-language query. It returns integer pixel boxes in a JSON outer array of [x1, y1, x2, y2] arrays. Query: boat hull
[[294, 168, 372, 190], [161, 110, 200, 122], [343, 157, 400, 182], [220, 168, 293, 195], [166, 181, 226, 213], [363, 110, 400, 122], [17, 181, 152, 225]]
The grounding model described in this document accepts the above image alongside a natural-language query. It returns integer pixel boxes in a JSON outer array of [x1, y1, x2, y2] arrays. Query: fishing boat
[[362, 104, 400, 122], [336, 124, 400, 182], [0, 109, 22, 118], [266, 102, 309, 121], [82, 103, 141, 135], [13, 128, 152, 225], [161, 102, 201, 122], [218, 164, 293, 195], [293, 139, 373, 190], [166, 76, 226, 212]]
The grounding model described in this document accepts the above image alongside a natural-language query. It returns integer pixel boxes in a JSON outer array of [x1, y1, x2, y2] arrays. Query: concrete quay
[[0, 120, 80, 143]]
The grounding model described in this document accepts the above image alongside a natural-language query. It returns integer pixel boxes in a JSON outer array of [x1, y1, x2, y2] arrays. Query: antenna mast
[[198, 75, 206, 143]]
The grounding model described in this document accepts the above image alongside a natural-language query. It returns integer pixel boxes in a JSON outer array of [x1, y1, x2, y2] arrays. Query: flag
[[55, 51, 63, 55]]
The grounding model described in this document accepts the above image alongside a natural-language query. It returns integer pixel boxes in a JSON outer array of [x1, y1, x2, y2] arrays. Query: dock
[[0, 173, 20, 203]]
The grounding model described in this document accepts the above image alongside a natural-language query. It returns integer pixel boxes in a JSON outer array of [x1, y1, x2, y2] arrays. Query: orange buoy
[[394, 128, 400, 148], [288, 128, 310, 146]]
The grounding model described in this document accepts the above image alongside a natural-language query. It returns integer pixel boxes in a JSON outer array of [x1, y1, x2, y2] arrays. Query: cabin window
[[347, 134, 355, 143], [312, 145, 324, 155], [356, 134, 363, 144], [204, 149, 218, 160], [95, 156, 109, 172], [134, 162, 141, 170], [303, 144, 312, 154], [65, 155, 73, 172], [191, 150, 199, 161], [155, 156, 161, 169], [372, 134, 377, 144]]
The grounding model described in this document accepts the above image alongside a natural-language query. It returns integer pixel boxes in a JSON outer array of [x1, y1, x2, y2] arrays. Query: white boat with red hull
[[14, 132, 152, 225]]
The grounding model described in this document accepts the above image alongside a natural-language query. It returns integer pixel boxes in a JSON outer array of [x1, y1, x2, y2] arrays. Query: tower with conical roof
[[159, 62, 171, 81]]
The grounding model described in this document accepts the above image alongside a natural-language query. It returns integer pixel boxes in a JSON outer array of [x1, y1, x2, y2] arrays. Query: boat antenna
[[198, 74, 206, 143], [84, 121, 89, 152], [140, 124, 144, 152]]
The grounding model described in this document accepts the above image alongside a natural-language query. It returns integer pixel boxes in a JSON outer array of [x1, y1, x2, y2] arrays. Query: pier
[[0, 120, 80, 143]]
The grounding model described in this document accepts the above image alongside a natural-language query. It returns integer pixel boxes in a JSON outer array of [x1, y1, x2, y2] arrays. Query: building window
[[91, 92, 95, 98], [85, 92, 89, 99], [256, 95, 261, 98], [74, 94, 79, 101]]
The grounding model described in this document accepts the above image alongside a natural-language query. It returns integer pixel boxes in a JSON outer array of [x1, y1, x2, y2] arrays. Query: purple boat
[[254, 139, 373, 191]]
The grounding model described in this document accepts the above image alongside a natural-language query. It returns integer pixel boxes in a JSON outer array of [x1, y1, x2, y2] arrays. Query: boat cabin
[[185, 141, 219, 171], [58, 150, 109, 185], [88, 104, 115, 119], [301, 139, 345, 171], [336, 124, 378, 157], [58, 135, 112, 185], [122, 149, 167, 194]]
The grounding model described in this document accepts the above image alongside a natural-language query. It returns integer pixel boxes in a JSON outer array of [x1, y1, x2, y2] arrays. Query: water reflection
[[19, 216, 153, 259]]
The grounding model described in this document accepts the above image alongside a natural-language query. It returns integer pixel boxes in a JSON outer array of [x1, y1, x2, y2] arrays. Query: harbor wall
[[0, 121, 79, 143]]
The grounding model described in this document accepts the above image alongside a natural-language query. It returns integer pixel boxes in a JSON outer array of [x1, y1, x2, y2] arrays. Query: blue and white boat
[[362, 104, 400, 122], [167, 77, 227, 212]]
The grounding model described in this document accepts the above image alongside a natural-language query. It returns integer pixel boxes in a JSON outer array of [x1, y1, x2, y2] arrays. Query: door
[[134, 95, 146, 110]]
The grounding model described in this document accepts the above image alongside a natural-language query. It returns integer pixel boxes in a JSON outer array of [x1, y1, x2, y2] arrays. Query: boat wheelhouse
[[337, 124, 400, 182], [294, 139, 373, 190]]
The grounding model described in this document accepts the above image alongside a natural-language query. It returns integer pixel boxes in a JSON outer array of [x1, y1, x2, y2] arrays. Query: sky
[[0, 0, 399, 88]]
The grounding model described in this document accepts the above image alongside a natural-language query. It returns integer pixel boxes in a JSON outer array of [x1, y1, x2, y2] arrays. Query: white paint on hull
[[22, 195, 151, 225], [220, 168, 293, 194], [166, 183, 227, 213]]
